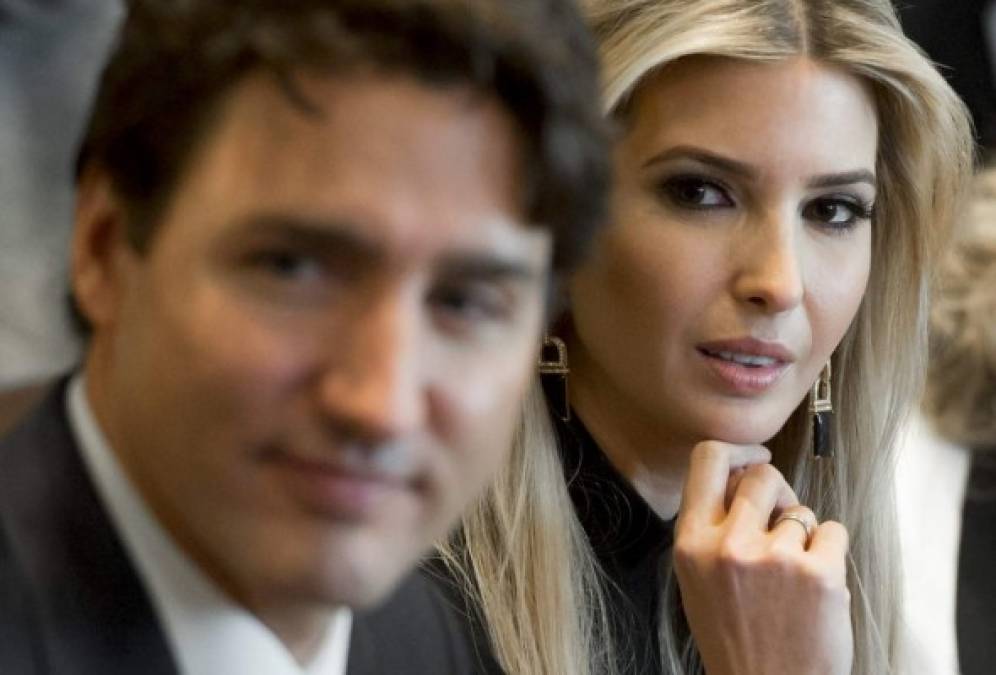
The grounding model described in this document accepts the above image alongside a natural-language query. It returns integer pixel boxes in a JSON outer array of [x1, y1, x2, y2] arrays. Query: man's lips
[[264, 448, 417, 520], [276, 451, 413, 487]]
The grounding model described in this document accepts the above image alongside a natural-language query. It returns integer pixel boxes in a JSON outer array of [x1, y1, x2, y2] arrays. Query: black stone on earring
[[540, 371, 570, 422], [538, 336, 570, 422], [812, 411, 832, 459]]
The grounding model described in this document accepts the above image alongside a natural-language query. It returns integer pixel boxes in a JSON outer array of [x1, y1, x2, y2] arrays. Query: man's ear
[[71, 166, 135, 331]]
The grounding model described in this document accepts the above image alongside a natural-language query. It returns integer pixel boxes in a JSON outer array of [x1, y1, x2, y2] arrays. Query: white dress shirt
[[67, 376, 353, 675]]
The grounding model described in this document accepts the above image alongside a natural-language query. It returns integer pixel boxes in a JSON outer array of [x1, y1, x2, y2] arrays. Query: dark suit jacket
[[0, 380, 483, 674], [0, 383, 47, 437]]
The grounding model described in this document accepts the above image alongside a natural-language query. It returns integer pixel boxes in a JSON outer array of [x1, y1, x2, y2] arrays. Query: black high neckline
[[555, 410, 675, 567], [551, 405, 677, 674]]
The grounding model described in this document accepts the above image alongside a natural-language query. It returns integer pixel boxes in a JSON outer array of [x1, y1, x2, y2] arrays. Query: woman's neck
[[567, 339, 696, 521]]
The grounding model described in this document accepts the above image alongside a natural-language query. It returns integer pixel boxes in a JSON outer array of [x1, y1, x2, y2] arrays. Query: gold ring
[[774, 512, 815, 542]]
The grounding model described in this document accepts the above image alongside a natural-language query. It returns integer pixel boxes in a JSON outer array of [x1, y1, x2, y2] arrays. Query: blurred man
[[0, 1, 609, 672]]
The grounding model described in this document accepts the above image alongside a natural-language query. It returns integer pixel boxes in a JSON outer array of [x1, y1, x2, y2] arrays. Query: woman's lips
[[696, 338, 795, 395]]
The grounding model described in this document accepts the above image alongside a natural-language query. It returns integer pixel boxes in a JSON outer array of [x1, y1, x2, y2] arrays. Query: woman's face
[[568, 56, 877, 447]]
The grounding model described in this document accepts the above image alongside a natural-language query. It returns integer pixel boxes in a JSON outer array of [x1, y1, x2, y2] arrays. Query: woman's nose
[[731, 213, 804, 314]]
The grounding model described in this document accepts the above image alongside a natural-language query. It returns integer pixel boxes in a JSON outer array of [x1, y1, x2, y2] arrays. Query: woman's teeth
[[707, 350, 779, 367]]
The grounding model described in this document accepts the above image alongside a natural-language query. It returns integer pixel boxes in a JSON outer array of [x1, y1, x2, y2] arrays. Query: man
[[0, 1, 609, 673]]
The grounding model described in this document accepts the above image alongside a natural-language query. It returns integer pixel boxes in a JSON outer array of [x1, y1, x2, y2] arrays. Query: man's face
[[80, 72, 550, 610]]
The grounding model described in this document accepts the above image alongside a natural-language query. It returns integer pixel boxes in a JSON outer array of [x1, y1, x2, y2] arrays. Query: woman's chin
[[671, 390, 802, 449], [692, 416, 787, 448]]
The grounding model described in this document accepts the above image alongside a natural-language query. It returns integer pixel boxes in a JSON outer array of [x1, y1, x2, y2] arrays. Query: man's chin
[[298, 550, 417, 610], [337, 573, 403, 609], [255, 520, 433, 609]]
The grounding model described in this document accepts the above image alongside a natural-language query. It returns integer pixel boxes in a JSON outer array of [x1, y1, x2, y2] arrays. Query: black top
[[555, 409, 679, 675]]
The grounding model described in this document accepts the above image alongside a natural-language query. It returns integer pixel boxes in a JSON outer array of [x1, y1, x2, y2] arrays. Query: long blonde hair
[[439, 1, 974, 673]]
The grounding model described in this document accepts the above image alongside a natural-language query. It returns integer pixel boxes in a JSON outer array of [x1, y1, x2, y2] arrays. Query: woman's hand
[[673, 441, 853, 675]]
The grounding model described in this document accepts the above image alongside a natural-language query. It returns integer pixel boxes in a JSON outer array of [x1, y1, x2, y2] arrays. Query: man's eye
[[251, 250, 324, 281], [429, 285, 510, 325], [802, 197, 873, 230], [659, 176, 733, 209]]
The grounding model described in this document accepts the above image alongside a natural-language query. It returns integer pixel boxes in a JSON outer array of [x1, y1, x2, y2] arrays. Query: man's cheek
[[431, 365, 527, 485], [430, 434, 501, 523]]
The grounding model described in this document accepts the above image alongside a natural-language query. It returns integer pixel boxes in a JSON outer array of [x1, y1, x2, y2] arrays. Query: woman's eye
[[659, 176, 733, 209], [802, 197, 873, 229]]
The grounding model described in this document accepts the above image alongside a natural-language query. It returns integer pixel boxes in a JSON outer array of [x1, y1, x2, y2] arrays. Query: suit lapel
[[0, 378, 179, 675]]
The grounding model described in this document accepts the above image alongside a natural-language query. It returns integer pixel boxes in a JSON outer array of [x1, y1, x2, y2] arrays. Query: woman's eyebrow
[[641, 146, 877, 191], [806, 170, 877, 190], [641, 145, 757, 179]]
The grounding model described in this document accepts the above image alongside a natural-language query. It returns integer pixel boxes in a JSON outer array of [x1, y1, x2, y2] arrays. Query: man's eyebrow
[[436, 253, 543, 283], [642, 145, 757, 179], [239, 214, 385, 262], [237, 214, 543, 281], [806, 170, 877, 190]]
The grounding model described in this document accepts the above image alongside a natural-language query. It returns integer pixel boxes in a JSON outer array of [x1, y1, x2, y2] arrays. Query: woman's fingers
[[769, 504, 818, 549], [679, 441, 771, 528], [725, 462, 799, 533], [675, 446, 852, 675], [808, 520, 850, 584], [723, 466, 747, 511]]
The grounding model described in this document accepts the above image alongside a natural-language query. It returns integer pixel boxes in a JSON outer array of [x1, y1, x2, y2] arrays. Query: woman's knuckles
[[672, 535, 711, 571], [676, 536, 848, 598], [741, 462, 783, 485]]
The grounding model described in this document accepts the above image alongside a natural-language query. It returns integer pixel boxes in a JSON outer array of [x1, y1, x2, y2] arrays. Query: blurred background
[[0, 0, 120, 387]]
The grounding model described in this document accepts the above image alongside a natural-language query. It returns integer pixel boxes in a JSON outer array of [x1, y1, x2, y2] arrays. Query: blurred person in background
[[0, 382, 44, 434], [435, 0, 974, 673], [0, 1, 610, 673], [897, 168, 996, 675], [0, 0, 121, 387]]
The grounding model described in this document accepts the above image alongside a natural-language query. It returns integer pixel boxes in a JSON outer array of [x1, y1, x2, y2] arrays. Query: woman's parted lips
[[696, 337, 797, 365]]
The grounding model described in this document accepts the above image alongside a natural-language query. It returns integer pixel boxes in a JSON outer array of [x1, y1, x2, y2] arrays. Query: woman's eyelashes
[[656, 174, 735, 210], [801, 195, 875, 232], [653, 172, 875, 232]]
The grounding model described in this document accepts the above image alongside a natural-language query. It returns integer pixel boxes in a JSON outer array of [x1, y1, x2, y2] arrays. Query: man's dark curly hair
[[77, 0, 611, 278]]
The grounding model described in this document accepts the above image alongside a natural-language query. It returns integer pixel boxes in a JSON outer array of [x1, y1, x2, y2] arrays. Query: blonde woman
[[435, 1, 974, 674]]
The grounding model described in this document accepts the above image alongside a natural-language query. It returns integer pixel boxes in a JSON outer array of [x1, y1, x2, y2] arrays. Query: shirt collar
[[67, 374, 352, 675]]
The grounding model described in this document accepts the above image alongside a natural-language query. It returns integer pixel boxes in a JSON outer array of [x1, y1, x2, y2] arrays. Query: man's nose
[[730, 211, 805, 314], [316, 296, 426, 443]]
